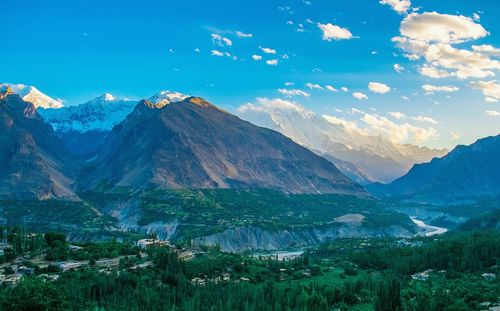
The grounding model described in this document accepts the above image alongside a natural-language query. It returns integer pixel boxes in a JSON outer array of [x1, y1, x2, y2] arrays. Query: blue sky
[[2, 0, 500, 149]]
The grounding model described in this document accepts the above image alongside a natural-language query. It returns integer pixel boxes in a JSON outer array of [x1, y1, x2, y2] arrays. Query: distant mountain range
[[0, 86, 366, 198], [369, 134, 500, 199], [236, 100, 448, 184]]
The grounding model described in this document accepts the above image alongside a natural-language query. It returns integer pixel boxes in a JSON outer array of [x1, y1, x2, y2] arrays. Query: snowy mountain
[[0, 83, 63, 108], [236, 100, 448, 183], [39, 91, 189, 133], [39, 93, 137, 132]]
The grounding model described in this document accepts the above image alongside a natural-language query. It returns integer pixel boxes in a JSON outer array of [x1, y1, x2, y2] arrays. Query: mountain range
[[369, 134, 500, 199], [0, 86, 365, 198], [236, 99, 448, 184]]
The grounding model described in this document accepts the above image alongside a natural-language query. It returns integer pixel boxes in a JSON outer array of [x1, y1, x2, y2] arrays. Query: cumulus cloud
[[322, 115, 361, 132], [418, 65, 451, 78], [259, 46, 277, 54], [400, 12, 488, 44], [472, 45, 500, 57], [325, 85, 338, 92], [368, 82, 391, 94], [422, 84, 459, 93], [361, 114, 438, 143], [486, 110, 500, 116], [388, 111, 406, 119], [317, 23, 354, 41], [266, 59, 279, 66], [305, 83, 323, 90], [353, 92, 368, 100], [379, 0, 411, 14], [211, 34, 232, 46], [394, 64, 405, 73], [278, 88, 311, 97], [393, 12, 500, 80], [340, 87, 349, 92], [470, 80, 500, 102], [252, 54, 262, 61]]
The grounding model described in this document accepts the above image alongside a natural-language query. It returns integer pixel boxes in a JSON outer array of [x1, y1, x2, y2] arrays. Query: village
[[0, 233, 199, 287]]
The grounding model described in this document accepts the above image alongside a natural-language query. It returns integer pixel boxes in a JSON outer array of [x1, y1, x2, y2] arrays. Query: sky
[[2, 0, 500, 149]]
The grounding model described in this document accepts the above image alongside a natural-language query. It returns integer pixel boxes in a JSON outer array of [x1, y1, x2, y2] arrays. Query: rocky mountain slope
[[236, 100, 448, 183], [369, 134, 500, 199], [81, 97, 366, 195], [0, 89, 77, 199]]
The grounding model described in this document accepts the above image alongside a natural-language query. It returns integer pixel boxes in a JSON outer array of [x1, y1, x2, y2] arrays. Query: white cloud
[[236, 31, 253, 38], [353, 92, 368, 100], [305, 83, 323, 90], [252, 54, 262, 61], [322, 115, 361, 132], [401, 96, 409, 101], [418, 65, 450, 78], [266, 59, 279, 66], [450, 132, 461, 140], [472, 45, 500, 57], [361, 113, 438, 143], [393, 12, 500, 80], [388, 111, 406, 119], [211, 50, 224, 57], [486, 110, 500, 117], [470, 80, 500, 102], [422, 84, 459, 93], [259, 46, 277, 54], [278, 89, 311, 97], [368, 82, 391, 94], [412, 115, 438, 124], [317, 23, 354, 41], [394, 63, 405, 73], [285, 82, 294, 86], [379, 0, 411, 14], [325, 85, 338, 92], [211, 34, 232, 46], [194, 48, 201, 53], [341, 87, 349, 92], [400, 12, 488, 44]]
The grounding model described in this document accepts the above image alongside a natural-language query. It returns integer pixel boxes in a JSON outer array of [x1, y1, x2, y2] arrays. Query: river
[[411, 216, 448, 236]]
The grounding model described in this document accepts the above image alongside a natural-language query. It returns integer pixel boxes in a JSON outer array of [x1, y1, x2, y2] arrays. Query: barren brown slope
[[0, 92, 77, 199], [83, 97, 366, 195]]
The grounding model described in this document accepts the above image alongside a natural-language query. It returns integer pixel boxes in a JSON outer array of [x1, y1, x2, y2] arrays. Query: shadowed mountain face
[[0, 92, 77, 199], [369, 134, 500, 199], [82, 97, 366, 195]]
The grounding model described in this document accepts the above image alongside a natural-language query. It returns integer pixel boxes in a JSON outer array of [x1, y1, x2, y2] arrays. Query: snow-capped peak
[[101, 93, 115, 101], [149, 90, 189, 107], [0, 83, 64, 109]]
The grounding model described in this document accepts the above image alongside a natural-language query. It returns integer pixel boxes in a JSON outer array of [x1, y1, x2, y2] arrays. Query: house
[[4, 274, 22, 286], [18, 266, 35, 275], [58, 261, 86, 271], [69, 245, 83, 251], [136, 239, 171, 249]]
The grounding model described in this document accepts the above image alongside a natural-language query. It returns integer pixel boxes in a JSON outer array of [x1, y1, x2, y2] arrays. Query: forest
[[0, 229, 498, 310]]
